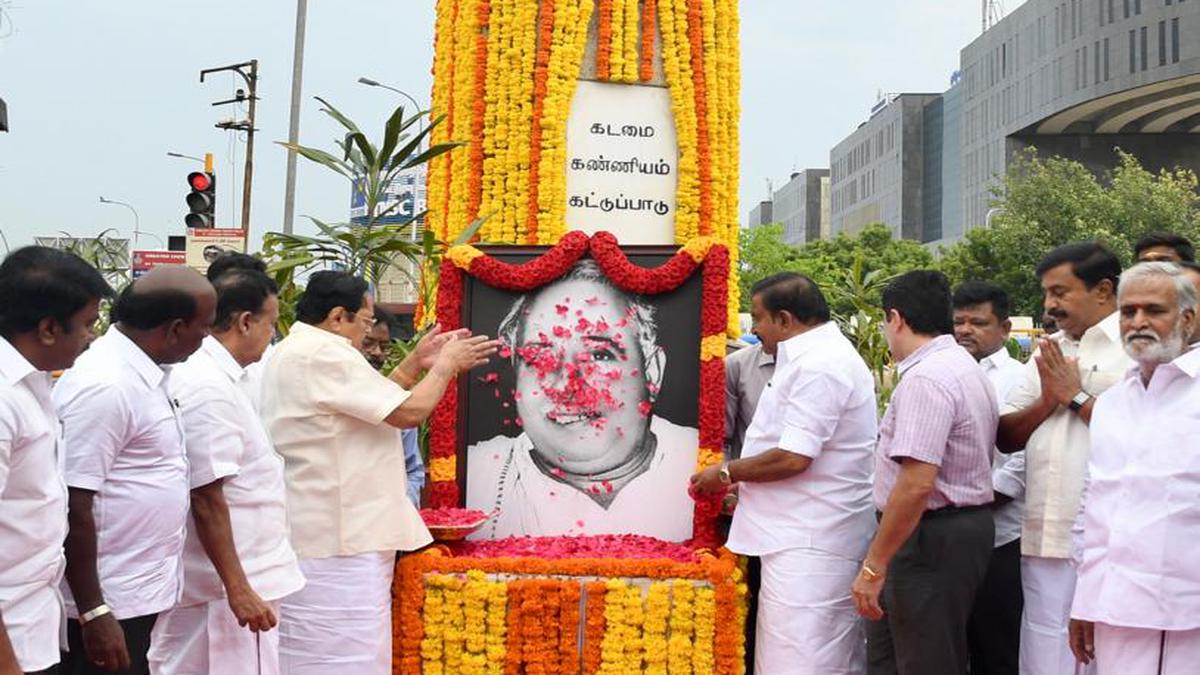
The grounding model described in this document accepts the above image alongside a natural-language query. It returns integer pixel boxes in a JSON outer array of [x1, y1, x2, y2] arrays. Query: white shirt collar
[[0, 337, 37, 387], [775, 321, 840, 366], [199, 336, 247, 383], [980, 346, 1015, 372], [290, 321, 352, 347], [107, 327, 167, 390], [1081, 311, 1121, 346]]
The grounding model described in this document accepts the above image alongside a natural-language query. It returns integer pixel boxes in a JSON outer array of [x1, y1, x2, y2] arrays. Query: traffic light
[[185, 171, 216, 228]]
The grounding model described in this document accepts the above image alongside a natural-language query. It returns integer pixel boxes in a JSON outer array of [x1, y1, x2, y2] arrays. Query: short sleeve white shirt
[[1071, 348, 1200, 630], [726, 322, 879, 560], [53, 329, 189, 619], [0, 339, 67, 671], [980, 347, 1028, 547], [261, 322, 431, 559], [1001, 313, 1131, 558], [170, 337, 304, 606]]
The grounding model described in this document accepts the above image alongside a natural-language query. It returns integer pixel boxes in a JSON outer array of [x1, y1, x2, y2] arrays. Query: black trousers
[[62, 614, 157, 675], [967, 538, 1023, 675], [744, 554, 761, 675], [867, 506, 995, 675]]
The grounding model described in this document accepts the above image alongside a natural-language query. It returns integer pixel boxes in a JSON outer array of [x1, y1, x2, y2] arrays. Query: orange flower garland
[[640, 0, 658, 82], [559, 583, 582, 673], [523, 0, 555, 244], [596, 0, 614, 80], [504, 582, 524, 675], [582, 581, 607, 674]]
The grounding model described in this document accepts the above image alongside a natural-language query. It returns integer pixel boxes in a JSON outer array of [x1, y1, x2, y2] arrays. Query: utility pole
[[282, 0, 309, 235], [200, 60, 259, 232]]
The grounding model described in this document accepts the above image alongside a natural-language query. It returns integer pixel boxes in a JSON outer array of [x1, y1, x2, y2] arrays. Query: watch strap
[[79, 604, 111, 625]]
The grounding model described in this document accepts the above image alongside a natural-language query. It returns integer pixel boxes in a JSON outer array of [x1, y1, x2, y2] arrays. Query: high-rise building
[[772, 169, 831, 245], [828, 0, 1200, 245], [830, 93, 942, 241]]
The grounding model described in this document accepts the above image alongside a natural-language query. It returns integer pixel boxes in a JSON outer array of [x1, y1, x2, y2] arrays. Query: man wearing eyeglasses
[[261, 271, 498, 674]]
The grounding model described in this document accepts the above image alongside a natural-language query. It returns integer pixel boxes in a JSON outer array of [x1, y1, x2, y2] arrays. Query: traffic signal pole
[[200, 60, 259, 233]]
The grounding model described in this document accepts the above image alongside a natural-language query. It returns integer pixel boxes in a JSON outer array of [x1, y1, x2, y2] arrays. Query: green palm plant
[[827, 254, 898, 412], [261, 96, 462, 334]]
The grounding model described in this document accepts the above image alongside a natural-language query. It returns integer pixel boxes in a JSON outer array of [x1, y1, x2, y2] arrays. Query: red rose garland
[[430, 231, 730, 545]]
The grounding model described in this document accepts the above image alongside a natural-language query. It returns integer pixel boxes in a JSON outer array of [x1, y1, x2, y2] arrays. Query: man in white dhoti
[[692, 272, 877, 674], [1069, 262, 1200, 673], [148, 268, 304, 674], [466, 260, 698, 541], [997, 243, 1131, 675], [0, 247, 111, 675], [262, 271, 497, 674]]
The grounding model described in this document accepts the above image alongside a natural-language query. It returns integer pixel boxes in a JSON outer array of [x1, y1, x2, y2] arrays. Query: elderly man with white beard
[[1068, 262, 1200, 673]]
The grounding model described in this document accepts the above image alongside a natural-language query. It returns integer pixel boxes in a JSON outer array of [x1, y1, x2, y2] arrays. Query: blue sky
[[0, 0, 982, 250]]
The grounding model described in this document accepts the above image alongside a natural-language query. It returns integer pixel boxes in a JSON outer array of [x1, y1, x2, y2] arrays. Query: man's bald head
[[112, 265, 216, 363]]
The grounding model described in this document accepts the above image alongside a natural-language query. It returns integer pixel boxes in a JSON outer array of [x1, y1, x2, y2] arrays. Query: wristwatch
[[718, 462, 732, 485], [1068, 390, 1092, 412]]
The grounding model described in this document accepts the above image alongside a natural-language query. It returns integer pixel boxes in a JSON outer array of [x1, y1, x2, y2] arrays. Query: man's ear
[[643, 345, 665, 400], [36, 316, 60, 347], [1001, 318, 1013, 339]]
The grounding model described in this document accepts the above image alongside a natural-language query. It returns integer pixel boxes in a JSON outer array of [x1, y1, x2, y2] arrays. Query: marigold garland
[[420, 580, 446, 674], [598, 579, 629, 675], [644, 582, 671, 674], [558, 582, 582, 673], [582, 581, 608, 675], [485, 575, 508, 674], [667, 581, 695, 675], [621, 0, 640, 82], [640, 0, 658, 81], [596, 0, 614, 80], [432, 232, 728, 549], [691, 585, 717, 675]]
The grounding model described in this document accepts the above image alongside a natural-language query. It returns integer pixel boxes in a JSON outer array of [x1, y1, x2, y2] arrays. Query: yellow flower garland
[[598, 579, 629, 675], [667, 581, 695, 675], [420, 580, 446, 674], [691, 586, 717, 674], [428, 0, 742, 332], [643, 582, 671, 674], [485, 576, 508, 674], [623, 583, 646, 672]]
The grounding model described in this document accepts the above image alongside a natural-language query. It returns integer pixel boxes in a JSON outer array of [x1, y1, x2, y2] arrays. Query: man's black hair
[[1134, 231, 1195, 262], [295, 271, 369, 324], [952, 281, 1011, 322], [0, 246, 114, 338], [206, 252, 267, 282], [749, 272, 831, 324], [882, 270, 954, 337], [1035, 242, 1122, 290], [1179, 260, 1200, 275], [212, 269, 279, 331]]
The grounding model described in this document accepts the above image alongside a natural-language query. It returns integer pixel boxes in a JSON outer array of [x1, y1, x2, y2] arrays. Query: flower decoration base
[[392, 538, 748, 674]]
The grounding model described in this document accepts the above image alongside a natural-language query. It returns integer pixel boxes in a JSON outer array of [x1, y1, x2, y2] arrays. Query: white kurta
[[1071, 349, 1200, 672], [53, 329, 189, 620], [0, 339, 67, 671], [149, 338, 305, 675], [1003, 314, 1127, 675], [1092, 623, 1200, 675], [726, 323, 879, 673], [466, 416, 698, 541]]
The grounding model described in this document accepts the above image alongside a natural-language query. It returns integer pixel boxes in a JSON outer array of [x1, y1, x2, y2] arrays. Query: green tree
[[938, 149, 1200, 317], [736, 222, 798, 310]]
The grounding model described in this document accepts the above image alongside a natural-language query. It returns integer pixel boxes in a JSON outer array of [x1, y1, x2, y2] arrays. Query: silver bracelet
[[79, 604, 111, 625]]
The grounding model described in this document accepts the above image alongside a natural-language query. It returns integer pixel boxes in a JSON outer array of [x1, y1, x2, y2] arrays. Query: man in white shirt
[[692, 272, 878, 673], [1178, 262, 1200, 345], [262, 271, 496, 674], [55, 267, 216, 675], [1069, 262, 1200, 673], [466, 261, 699, 542], [204, 253, 272, 411], [148, 268, 304, 674], [997, 243, 1131, 675], [953, 281, 1027, 675], [0, 247, 111, 675]]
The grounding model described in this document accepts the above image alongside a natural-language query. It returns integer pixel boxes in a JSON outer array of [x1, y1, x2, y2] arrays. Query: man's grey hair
[[497, 259, 659, 365], [1118, 261, 1199, 313]]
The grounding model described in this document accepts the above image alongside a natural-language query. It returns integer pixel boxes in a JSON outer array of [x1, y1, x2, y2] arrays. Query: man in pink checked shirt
[[852, 270, 999, 675]]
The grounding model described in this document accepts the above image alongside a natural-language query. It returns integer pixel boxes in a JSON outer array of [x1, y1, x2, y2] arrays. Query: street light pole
[[282, 0, 309, 235], [98, 197, 147, 248], [166, 151, 205, 164], [200, 60, 259, 233]]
